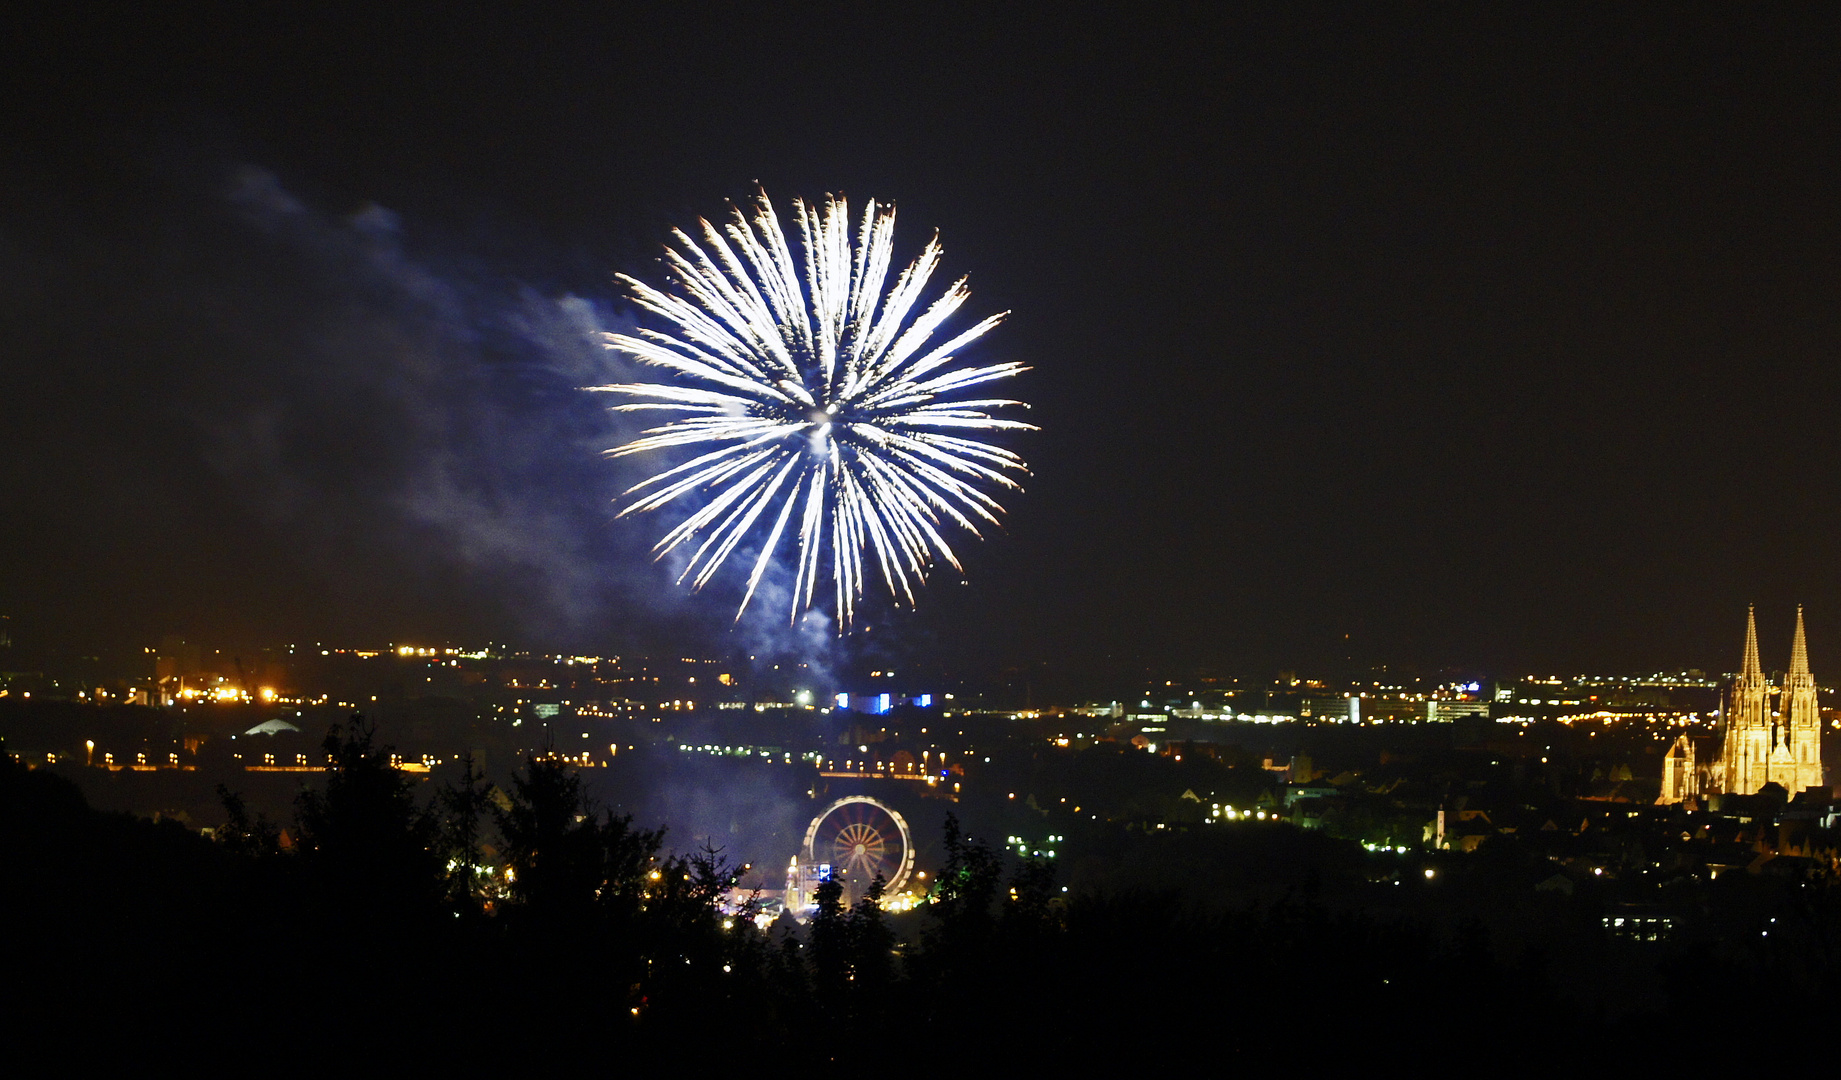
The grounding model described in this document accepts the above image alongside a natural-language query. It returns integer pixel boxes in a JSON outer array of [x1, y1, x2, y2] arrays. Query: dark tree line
[[3, 718, 1732, 1068]]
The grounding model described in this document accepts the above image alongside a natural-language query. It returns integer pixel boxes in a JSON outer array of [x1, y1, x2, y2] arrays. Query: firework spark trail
[[592, 190, 1034, 627]]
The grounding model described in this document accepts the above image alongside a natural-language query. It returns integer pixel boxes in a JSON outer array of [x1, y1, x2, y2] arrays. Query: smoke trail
[[200, 167, 687, 642]]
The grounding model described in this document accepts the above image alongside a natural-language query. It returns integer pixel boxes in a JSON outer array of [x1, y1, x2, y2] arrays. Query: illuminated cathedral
[[1659, 607, 1825, 804]]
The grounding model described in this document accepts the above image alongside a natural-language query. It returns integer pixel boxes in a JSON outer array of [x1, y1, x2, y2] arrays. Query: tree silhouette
[[926, 813, 1002, 956], [216, 783, 281, 858], [806, 875, 850, 1010], [435, 750, 493, 911], [495, 754, 631, 918], [293, 715, 441, 916]]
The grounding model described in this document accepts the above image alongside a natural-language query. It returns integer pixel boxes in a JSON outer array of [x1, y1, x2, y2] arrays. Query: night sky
[[6, 5, 1841, 682]]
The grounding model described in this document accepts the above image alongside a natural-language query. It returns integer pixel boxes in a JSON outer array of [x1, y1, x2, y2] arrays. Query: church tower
[[1719, 606, 1773, 794], [1779, 606, 1824, 793]]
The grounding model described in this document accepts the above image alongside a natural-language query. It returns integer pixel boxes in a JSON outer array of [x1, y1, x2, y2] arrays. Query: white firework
[[592, 189, 1033, 626]]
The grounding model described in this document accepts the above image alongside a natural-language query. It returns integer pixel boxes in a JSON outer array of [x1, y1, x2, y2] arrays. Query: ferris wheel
[[803, 795, 915, 904]]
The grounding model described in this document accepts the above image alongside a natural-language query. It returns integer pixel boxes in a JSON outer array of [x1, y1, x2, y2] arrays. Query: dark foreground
[[3, 722, 1827, 1069]]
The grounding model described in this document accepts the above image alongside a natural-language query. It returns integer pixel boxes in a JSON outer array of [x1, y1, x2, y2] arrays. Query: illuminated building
[[1660, 607, 1824, 803]]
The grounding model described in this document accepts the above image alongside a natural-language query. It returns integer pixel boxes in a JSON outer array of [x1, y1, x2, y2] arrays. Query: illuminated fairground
[[784, 795, 919, 914]]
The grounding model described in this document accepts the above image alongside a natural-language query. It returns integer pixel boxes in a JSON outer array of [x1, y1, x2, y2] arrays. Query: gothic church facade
[[1659, 607, 1825, 804]]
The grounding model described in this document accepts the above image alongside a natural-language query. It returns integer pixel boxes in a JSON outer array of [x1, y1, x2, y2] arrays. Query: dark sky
[[5, 4, 1841, 682]]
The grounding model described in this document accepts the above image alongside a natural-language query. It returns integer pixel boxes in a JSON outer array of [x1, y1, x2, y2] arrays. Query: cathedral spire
[[1742, 605, 1762, 678], [1790, 605, 1810, 676]]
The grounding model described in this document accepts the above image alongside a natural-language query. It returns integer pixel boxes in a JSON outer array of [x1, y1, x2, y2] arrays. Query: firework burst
[[593, 190, 1033, 626]]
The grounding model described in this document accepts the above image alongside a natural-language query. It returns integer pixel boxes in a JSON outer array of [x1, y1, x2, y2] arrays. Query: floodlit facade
[[1660, 607, 1825, 803]]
